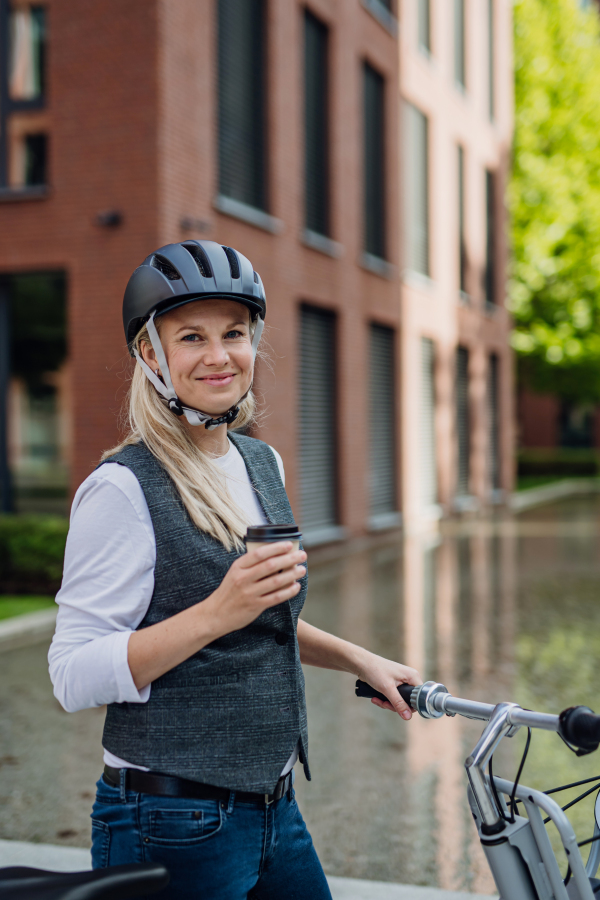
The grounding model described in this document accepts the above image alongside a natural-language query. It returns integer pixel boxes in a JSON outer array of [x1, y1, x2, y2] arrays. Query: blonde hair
[[102, 318, 257, 551]]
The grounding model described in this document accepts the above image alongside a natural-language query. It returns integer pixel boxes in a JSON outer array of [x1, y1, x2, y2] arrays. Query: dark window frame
[[369, 322, 398, 517], [363, 60, 386, 260], [304, 9, 330, 237], [485, 169, 496, 305], [454, 0, 466, 89], [0, 0, 47, 189], [298, 302, 340, 533], [217, 0, 268, 212]]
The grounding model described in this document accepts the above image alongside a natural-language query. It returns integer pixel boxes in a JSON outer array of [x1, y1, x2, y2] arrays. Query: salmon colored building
[[0, 0, 513, 542]]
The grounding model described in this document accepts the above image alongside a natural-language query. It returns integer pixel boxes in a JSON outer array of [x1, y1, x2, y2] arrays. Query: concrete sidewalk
[[0, 838, 497, 899]]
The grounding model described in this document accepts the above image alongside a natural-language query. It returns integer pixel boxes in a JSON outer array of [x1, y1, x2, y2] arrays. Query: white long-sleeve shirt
[[49, 439, 298, 775]]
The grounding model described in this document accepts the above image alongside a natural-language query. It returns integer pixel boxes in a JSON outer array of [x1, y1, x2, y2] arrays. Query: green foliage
[[0, 596, 55, 620], [510, 0, 600, 401], [0, 515, 68, 592]]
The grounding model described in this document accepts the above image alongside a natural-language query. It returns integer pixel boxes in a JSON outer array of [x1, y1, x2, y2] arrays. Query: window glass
[[485, 170, 496, 304], [364, 63, 386, 259], [217, 0, 266, 210], [404, 103, 429, 275], [370, 325, 396, 516], [9, 6, 46, 101], [304, 11, 329, 236], [458, 146, 466, 293], [454, 0, 465, 88], [418, 0, 431, 53]]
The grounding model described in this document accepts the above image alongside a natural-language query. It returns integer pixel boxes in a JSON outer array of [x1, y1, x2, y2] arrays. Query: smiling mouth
[[198, 373, 236, 385]]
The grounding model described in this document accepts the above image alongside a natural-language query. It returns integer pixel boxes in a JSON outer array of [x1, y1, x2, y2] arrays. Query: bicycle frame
[[409, 682, 598, 900]]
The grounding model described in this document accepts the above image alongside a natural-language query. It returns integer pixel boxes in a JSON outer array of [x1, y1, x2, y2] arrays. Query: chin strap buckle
[[203, 406, 240, 430], [168, 398, 184, 416]]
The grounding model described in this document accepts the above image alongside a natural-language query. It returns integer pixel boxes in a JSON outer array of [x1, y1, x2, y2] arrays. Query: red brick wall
[[0, 0, 161, 491]]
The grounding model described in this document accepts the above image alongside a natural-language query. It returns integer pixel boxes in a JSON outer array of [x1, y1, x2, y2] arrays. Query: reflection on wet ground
[[2, 495, 600, 894]]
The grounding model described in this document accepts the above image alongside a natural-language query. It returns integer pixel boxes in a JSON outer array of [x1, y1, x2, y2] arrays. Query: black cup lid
[[245, 524, 302, 542]]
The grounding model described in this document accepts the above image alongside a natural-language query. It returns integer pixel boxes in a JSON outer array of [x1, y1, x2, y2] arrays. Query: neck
[[183, 420, 230, 457]]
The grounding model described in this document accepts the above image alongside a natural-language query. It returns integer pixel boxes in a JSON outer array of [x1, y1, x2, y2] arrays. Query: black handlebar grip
[[355, 680, 416, 707], [559, 706, 600, 753]]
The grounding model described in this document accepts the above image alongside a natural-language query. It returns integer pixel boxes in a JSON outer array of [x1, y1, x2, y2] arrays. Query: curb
[[0, 607, 57, 652], [510, 478, 600, 512]]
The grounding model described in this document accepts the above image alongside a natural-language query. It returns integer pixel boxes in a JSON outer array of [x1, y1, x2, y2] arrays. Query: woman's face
[[141, 298, 254, 415]]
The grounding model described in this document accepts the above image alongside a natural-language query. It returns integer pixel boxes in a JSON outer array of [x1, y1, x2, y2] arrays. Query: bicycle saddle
[[0, 862, 169, 900]]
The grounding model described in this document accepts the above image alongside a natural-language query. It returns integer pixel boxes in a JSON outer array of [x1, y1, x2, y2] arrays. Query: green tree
[[510, 0, 600, 401]]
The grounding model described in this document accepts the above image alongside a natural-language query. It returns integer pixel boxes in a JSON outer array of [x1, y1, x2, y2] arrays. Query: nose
[[203, 339, 229, 367]]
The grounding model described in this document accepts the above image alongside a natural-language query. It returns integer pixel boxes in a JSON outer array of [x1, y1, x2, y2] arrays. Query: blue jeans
[[91, 773, 332, 900]]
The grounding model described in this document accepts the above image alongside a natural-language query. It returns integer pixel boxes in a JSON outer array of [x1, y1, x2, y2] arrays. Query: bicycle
[[0, 862, 169, 899], [357, 679, 600, 900]]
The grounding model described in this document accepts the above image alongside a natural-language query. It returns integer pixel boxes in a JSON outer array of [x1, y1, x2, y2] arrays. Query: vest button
[[275, 632, 289, 645]]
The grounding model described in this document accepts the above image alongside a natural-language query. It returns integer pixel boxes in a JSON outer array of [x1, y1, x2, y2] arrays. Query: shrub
[[0, 515, 68, 594], [517, 448, 599, 478]]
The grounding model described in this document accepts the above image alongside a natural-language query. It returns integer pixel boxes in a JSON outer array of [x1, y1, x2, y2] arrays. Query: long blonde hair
[[102, 318, 257, 551]]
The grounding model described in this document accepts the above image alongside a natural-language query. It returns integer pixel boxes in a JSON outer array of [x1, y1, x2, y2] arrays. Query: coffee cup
[[244, 524, 303, 555]]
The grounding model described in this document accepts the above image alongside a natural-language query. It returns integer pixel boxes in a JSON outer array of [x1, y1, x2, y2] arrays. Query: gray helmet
[[123, 240, 266, 349], [123, 240, 266, 430]]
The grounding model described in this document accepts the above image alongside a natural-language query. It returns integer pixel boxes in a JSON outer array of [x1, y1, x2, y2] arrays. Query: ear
[[139, 339, 158, 371]]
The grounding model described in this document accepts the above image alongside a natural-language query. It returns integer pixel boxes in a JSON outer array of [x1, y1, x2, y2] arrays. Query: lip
[[197, 373, 236, 386]]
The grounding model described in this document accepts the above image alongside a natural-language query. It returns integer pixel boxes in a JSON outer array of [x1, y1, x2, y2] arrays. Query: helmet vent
[[183, 243, 213, 279], [222, 246, 240, 280], [151, 255, 181, 281], [253, 271, 259, 284]]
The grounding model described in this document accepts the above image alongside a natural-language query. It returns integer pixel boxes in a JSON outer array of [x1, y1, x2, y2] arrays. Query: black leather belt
[[103, 765, 293, 806]]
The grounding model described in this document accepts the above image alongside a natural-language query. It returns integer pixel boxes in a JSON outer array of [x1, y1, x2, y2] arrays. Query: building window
[[404, 103, 429, 276], [363, 62, 386, 260], [304, 10, 329, 237], [217, 0, 266, 211], [458, 145, 466, 294], [485, 170, 496, 304], [454, 0, 466, 89], [488, 354, 500, 491], [488, 0, 495, 120], [418, 0, 431, 54], [9, 5, 45, 101], [456, 346, 470, 496], [369, 324, 396, 519], [299, 306, 337, 536], [0, 273, 68, 515], [0, 3, 48, 190], [23, 132, 46, 185], [421, 337, 437, 507]]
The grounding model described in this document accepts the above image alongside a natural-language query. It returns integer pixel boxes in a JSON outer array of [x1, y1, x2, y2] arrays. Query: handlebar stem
[[465, 702, 521, 834]]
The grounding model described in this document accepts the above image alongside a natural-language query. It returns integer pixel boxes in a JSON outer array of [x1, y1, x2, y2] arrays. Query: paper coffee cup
[[244, 524, 302, 554]]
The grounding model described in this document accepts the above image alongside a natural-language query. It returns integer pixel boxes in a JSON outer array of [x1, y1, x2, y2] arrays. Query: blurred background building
[[0, 0, 513, 541]]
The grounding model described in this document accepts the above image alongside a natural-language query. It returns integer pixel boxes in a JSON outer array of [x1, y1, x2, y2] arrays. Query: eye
[[181, 333, 201, 342], [225, 329, 245, 339]]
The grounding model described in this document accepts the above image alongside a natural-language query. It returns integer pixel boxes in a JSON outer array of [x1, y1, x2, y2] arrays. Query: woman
[[49, 240, 420, 900]]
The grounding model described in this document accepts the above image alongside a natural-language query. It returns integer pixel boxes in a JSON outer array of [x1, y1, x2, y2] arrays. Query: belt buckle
[[264, 792, 275, 806]]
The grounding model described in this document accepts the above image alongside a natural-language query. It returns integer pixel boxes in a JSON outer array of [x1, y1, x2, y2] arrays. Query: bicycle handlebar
[[559, 706, 600, 753], [355, 679, 600, 751]]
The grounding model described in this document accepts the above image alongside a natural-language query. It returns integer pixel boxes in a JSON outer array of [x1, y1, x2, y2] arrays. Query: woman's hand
[[356, 652, 421, 721], [128, 541, 305, 690], [203, 541, 307, 638]]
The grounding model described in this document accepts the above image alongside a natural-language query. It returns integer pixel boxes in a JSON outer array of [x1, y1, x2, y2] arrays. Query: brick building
[[0, 0, 513, 541]]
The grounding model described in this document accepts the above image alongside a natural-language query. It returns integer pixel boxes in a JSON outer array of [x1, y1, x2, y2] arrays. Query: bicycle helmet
[[122, 240, 266, 429]]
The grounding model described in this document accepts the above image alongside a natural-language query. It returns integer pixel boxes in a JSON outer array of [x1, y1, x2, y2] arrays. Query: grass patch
[[517, 474, 596, 492], [0, 595, 56, 621]]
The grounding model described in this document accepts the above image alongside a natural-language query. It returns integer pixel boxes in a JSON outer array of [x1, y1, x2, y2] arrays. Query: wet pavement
[[2, 494, 600, 894]]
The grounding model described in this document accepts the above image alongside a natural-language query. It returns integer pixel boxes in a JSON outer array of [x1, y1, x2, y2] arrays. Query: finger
[[371, 698, 396, 713], [243, 548, 307, 574], [239, 541, 295, 567], [251, 553, 307, 583], [257, 566, 306, 596], [260, 581, 302, 608], [383, 684, 412, 720]]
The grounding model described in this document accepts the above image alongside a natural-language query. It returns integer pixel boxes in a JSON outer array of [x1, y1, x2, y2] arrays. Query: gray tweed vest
[[100, 434, 310, 793]]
